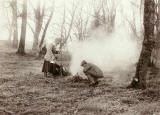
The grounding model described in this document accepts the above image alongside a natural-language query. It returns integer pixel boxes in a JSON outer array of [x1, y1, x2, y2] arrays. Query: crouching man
[[81, 60, 104, 86]]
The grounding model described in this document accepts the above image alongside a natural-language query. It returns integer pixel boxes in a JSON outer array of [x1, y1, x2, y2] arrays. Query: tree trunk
[[128, 0, 155, 89], [151, 0, 160, 67], [12, 0, 18, 48], [32, 1, 45, 54], [17, 0, 27, 55], [156, 0, 160, 36], [6, 10, 13, 46], [39, 9, 54, 49], [8, 25, 13, 46]]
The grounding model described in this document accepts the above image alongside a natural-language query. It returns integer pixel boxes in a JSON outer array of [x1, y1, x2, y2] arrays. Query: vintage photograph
[[0, 0, 160, 114]]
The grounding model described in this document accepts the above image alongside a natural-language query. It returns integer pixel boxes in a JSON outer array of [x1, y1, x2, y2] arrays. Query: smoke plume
[[68, 27, 140, 84]]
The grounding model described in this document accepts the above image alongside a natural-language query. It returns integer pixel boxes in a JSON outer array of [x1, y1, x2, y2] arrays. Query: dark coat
[[83, 63, 104, 78]]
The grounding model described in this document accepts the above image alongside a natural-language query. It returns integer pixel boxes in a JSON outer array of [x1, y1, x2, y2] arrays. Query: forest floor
[[0, 40, 160, 115]]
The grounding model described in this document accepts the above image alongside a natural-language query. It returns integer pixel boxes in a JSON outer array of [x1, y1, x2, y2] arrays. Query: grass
[[0, 40, 160, 115]]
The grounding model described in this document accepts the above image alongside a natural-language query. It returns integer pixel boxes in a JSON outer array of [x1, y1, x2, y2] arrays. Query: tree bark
[[17, 0, 27, 55], [156, 0, 160, 36], [151, 0, 160, 67], [128, 0, 155, 89], [12, 0, 18, 48]]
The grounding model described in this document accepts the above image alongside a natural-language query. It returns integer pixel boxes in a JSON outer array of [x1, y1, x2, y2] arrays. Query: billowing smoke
[[68, 27, 141, 84]]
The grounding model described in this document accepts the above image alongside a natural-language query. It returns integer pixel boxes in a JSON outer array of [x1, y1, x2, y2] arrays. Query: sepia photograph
[[0, 0, 160, 114]]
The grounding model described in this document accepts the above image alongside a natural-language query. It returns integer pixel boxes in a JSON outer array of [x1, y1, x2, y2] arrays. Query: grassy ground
[[0, 40, 160, 115]]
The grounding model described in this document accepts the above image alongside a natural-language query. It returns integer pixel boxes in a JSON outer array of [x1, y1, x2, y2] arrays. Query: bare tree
[[60, 2, 77, 48], [10, 0, 18, 48], [64, 5, 77, 44], [4, 5, 13, 45], [90, 0, 116, 33], [101, 0, 116, 33], [32, 1, 45, 53], [60, 5, 66, 42], [151, 0, 160, 67], [126, 13, 141, 40], [17, 0, 27, 55], [73, 7, 90, 41], [7, 23, 13, 45], [90, 1, 101, 29], [127, 0, 155, 89], [155, 0, 160, 37], [39, 5, 54, 49]]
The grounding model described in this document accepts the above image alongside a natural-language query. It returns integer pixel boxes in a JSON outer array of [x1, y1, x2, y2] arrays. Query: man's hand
[[83, 69, 88, 73], [83, 65, 91, 73]]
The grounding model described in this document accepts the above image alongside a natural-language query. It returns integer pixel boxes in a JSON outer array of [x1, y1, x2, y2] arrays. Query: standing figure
[[81, 60, 104, 86], [42, 43, 56, 77]]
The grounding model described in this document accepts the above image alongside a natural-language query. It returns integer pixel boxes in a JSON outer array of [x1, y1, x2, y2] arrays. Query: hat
[[81, 60, 87, 66]]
